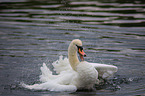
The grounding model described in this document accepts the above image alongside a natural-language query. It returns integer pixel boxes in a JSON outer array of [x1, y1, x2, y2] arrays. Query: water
[[0, 0, 145, 95]]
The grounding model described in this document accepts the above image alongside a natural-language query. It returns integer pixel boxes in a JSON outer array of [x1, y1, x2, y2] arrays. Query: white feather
[[90, 63, 118, 79]]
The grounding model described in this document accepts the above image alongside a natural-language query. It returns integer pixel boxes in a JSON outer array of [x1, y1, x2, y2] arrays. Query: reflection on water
[[0, 0, 145, 96]]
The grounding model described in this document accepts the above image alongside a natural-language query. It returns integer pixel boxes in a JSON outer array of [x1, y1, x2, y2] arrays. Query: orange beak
[[78, 48, 86, 61]]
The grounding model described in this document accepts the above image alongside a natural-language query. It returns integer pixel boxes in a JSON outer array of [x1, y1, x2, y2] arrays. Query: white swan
[[22, 39, 118, 92]]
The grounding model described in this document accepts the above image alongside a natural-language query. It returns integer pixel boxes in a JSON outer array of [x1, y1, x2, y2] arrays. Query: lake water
[[0, 0, 145, 96]]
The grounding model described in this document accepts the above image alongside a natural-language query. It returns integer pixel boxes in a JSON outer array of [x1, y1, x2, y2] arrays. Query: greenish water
[[0, 0, 145, 96]]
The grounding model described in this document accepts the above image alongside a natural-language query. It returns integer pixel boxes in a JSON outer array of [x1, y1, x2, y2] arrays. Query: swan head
[[69, 39, 86, 61], [68, 39, 87, 70]]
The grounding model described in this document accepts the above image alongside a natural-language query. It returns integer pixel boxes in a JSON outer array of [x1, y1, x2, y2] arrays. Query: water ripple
[[0, 0, 145, 95]]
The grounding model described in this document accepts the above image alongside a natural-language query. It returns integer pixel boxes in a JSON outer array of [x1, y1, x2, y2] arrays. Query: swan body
[[22, 39, 118, 92], [75, 61, 98, 89]]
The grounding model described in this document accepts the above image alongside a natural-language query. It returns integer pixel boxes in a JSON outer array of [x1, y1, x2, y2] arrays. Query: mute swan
[[22, 39, 118, 92]]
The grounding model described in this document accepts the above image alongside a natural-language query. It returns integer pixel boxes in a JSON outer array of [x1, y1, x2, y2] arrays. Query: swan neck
[[68, 44, 80, 71]]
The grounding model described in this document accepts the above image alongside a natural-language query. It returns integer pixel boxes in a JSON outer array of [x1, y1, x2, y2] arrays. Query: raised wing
[[90, 63, 118, 79]]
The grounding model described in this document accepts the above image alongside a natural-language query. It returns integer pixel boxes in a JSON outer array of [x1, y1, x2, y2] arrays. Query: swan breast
[[76, 61, 98, 89]]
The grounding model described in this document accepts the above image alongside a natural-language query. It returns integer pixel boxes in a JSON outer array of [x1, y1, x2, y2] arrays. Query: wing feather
[[90, 63, 118, 79]]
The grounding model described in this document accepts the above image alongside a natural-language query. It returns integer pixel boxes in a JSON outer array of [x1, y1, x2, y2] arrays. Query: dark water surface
[[0, 0, 145, 96]]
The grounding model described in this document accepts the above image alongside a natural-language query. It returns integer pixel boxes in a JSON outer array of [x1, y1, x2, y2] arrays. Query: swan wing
[[40, 62, 76, 83], [39, 63, 58, 82], [90, 63, 118, 79], [22, 63, 77, 92], [52, 56, 73, 74]]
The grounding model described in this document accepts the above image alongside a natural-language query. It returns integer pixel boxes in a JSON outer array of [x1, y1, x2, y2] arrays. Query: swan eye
[[76, 45, 83, 51]]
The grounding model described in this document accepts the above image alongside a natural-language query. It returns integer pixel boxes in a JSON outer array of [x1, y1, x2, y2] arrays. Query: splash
[[95, 75, 142, 91]]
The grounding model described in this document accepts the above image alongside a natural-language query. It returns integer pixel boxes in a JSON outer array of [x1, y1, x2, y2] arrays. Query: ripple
[[0, 0, 145, 95], [0, 0, 145, 27]]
